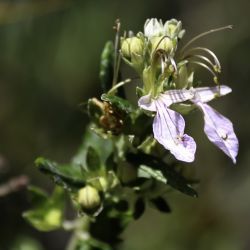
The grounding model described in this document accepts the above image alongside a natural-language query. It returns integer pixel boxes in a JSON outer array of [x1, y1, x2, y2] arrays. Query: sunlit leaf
[[35, 157, 85, 190], [127, 153, 198, 197], [138, 165, 167, 184], [23, 187, 65, 232]]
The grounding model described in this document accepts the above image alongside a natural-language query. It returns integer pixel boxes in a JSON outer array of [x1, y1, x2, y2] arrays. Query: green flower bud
[[121, 36, 145, 73], [44, 208, 62, 228], [163, 19, 185, 39], [77, 185, 101, 214], [175, 64, 194, 89], [150, 36, 174, 54], [121, 37, 144, 59]]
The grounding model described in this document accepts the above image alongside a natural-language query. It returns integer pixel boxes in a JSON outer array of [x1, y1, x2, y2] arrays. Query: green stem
[[112, 19, 121, 87], [108, 78, 131, 95], [66, 217, 90, 250]]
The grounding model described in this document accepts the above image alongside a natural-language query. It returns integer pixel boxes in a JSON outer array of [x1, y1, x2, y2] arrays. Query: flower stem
[[66, 217, 90, 250], [108, 78, 131, 94]]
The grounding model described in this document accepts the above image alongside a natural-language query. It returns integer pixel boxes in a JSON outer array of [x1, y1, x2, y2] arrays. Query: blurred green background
[[0, 0, 249, 249]]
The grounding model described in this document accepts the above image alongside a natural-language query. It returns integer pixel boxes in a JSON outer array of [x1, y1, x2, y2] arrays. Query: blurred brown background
[[0, 0, 249, 249]]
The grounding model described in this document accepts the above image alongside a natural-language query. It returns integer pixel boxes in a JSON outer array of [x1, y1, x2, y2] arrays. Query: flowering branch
[[23, 18, 238, 250]]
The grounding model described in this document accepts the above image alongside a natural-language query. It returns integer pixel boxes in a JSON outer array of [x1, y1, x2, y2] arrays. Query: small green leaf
[[86, 146, 101, 171], [23, 187, 65, 232], [149, 197, 171, 213], [73, 128, 113, 166], [105, 153, 117, 171], [136, 86, 144, 98], [27, 186, 48, 206], [99, 41, 114, 92], [101, 94, 134, 114], [133, 197, 145, 220], [127, 153, 198, 197], [138, 165, 167, 184], [114, 200, 129, 212], [35, 157, 85, 190]]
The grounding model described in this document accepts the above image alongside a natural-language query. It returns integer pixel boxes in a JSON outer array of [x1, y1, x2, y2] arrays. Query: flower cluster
[[121, 18, 238, 163]]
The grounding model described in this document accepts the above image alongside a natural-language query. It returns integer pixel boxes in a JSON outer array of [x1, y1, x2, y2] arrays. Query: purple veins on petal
[[138, 94, 157, 111], [193, 85, 232, 103], [196, 102, 239, 163], [153, 100, 196, 162], [159, 89, 194, 106]]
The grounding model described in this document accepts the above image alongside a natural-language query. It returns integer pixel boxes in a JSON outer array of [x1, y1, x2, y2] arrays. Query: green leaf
[[10, 236, 44, 250], [27, 186, 48, 206], [101, 94, 134, 114], [127, 153, 198, 197], [86, 146, 101, 171], [105, 153, 117, 171], [73, 128, 113, 166], [75, 238, 112, 250], [136, 86, 144, 98], [23, 187, 65, 232], [133, 197, 145, 220], [99, 41, 114, 92], [138, 165, 167, 184], [35, 157, 85, 190], [149, 197, 171, 213]]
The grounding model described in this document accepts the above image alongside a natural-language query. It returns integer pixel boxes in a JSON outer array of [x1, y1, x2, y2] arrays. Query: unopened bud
[[78, 185, 101, 213], [150, 36, 174, 54], [164, 19, 185, 39], [121, 37, 144, 59], [144, 18, 164, 38]]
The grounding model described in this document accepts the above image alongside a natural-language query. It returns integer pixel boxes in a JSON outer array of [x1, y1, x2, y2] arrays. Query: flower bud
[[77, 185, 101, 214], [144, 18, 163, 38], [164, 19, 185, 39], [44, 208, 62, 228], [121, 37, 144, 59], [150, 36, 174, 54]]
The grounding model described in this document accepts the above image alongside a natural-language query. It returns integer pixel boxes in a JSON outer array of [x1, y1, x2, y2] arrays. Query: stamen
[[180, 25, 232, 53], [183, 54, 216, 71], [161, 57, 165, 74], [188, 60, 219, 83], [183, 47, 221, 71], [170, 57, 177, 72]]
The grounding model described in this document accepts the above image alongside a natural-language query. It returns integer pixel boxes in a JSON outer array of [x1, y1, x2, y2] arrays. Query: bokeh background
[[0, 0, 250, 249]]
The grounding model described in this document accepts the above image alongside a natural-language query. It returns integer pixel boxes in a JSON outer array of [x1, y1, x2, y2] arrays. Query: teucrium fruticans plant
[[24, 18, 239, 250]]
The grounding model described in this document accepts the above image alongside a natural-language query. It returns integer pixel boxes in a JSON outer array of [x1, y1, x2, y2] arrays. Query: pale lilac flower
[[138, 85, 239, 163], [191, 85, 239, 163], [138, 90, 196, 162]]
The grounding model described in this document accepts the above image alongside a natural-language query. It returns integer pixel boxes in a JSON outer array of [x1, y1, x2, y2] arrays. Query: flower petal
[[170, 134, 196, 162], [159, 89, 195, 106], [193, 85, 232, 103], [196, 102, 239, 163], [144, 18, 163, 38], [153, 101, 196, 162], [138, 94, 157, 111]]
